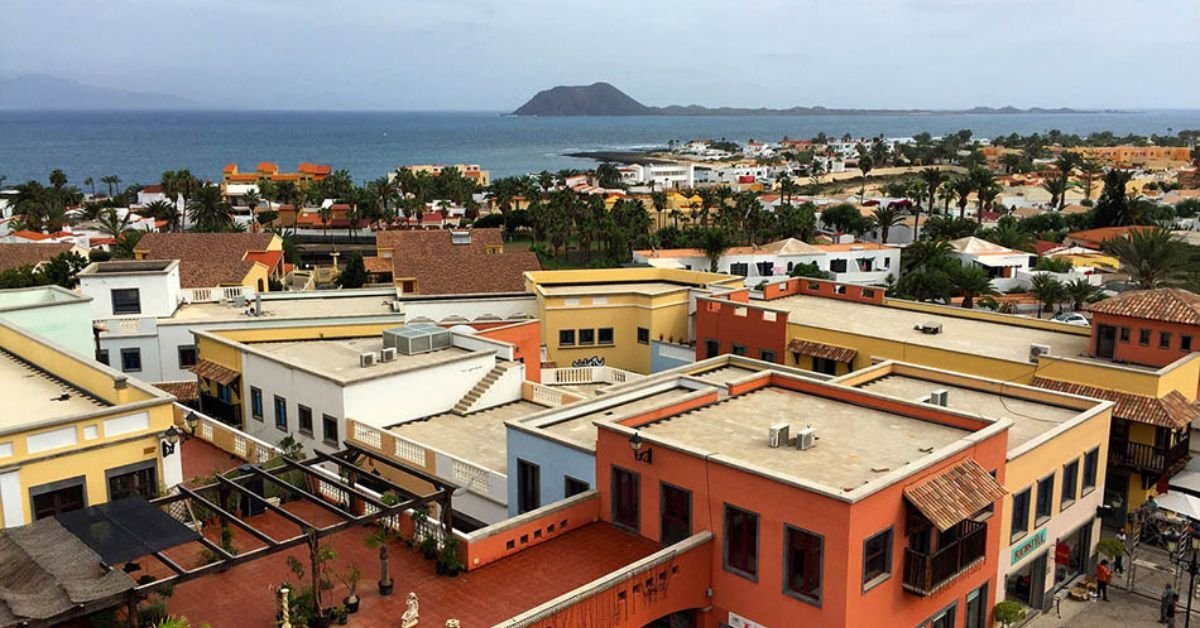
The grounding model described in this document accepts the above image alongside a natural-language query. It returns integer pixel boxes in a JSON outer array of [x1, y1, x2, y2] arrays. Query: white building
[[633, 238, 899, 286], [626, 163, 695, 190], [947, 236, 1033, 292]]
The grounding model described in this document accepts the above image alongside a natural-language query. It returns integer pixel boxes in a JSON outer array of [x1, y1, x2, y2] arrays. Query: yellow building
[[394, 163, 491, 188], [699, 277, 1200, 521], [0, 319, 177, 527], [134, 232, 285, 294], [525, 268, 742, 374]]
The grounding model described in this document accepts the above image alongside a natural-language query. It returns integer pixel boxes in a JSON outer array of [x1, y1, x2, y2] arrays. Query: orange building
[[1062, 145, 1193, 167], [221, 161, 332, 185], [1090, 289, 1200, 381], [592, 369, 1010, 627]]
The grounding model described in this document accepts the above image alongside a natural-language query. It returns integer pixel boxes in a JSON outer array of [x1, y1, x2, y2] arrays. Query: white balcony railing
[[181, 286, 252, 304], [542, 366, 644, 386]]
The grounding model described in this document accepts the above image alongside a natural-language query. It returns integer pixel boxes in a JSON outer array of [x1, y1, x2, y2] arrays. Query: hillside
[[511, 82, 651, 116], [0, 74, 201, 110]]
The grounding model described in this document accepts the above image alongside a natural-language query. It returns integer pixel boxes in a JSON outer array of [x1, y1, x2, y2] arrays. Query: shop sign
[[1011, 528, 1047, 565], [728, 612, 767, 628]]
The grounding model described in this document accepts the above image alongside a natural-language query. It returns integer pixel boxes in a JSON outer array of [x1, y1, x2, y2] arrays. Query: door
[[1096, 324, 1117, 359], [517, 459, 540, 514], [1029, 553, 1047, 610], [660, 483, 691, 545], [705, 340, 720, 359], [107, 464, 158, 501], [32, 483, 86, 520]]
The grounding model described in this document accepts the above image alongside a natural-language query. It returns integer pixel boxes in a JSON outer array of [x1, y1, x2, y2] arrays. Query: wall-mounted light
[[183, 411, 199, 435], [161, 426, 180, 457], [629, 432, 652, 464]]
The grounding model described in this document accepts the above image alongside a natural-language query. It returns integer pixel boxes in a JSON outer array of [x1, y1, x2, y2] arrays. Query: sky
[[1, 0, 1198, 111]]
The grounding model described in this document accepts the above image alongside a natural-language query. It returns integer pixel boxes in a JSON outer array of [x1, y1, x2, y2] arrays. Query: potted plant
[[334, 604, 349, 626], [338, 564, 361, 614], [440, 540, 462, 577], [420, 534, 439, 560], [993, 600, 1026, 628]]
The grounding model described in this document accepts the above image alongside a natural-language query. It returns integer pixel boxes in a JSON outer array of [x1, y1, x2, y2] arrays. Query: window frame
[[273, 395, 288, 431], [177, 345, 198, 369], [1061, 459, 1079, 510], [1082, 447, 1099, 496], [516, 459, 541, 514], [297, 405, 313, 436], [659, 482, 692, 546], [760, 349, 777, 363], [637, 327, 650, 345], [783, 524, 824, 607], [322, 414, 338, 446], [250, 386, 264, 421], [110, 288, 141, 315], [1161, 331, 1173, 349], [861, 526, 894, 591], [611, 465, 640, 532], [558, 329, 575, 347], [119, 348, 142, 373], [1184, 335, 1194, 352], [1139, 329, 1151, 346], [1119, 327, 1130, 343], [578, 328, 596, 346], [731, 343, 747, 356], [1010, 486, 1032, 542], [1034, 473, 1055, 527], [723, 503, 760, 581], [564, 476, 589, 498], [597, 327, 614, 345]]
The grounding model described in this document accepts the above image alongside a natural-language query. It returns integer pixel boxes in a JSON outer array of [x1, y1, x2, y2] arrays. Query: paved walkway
[[1028, 581, 1200, 627]]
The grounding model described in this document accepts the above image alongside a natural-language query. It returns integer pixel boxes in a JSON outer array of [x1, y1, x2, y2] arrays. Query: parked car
[[1052, 312, 1090, 327]]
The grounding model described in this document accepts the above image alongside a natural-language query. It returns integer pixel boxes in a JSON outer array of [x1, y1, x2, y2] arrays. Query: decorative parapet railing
[[174, 403, 280, 466], [542, 366, 645, 386], [181, 286, 252, 304], [96, 316, 157, 336]]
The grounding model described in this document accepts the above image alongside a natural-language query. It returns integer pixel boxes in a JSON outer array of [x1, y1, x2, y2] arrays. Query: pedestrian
[[1162, 583, 1175, 623], [1096, 559, 1111, 601], [1165, 591, 1178, 628], [1115, 529, 1127, 575]]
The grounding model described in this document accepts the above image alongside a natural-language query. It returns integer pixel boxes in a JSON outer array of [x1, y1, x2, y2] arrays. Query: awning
[[904, 459, 1007, 532], [192, 359, 240, 385], [1170, 471, 1200, 498], [57, 497, 200, 565], [1154, 492, 1200, 520], [787, 338, 857, 363]]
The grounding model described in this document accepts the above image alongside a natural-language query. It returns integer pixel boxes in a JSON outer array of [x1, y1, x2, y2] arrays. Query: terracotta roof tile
[[1031, 377, 1198, 429], [1088, 289, 1200, 325], [192, 359, 239, 386], [1066, 226, 1155, 248], [787, 339, 857, 363], [904, 459, 1006, 531], [375, 228, 539, 295], [0, 243, 74, 271], [362, 256, 392, 274], [136, 233, 274, 288], [152, 381, 198, 401]]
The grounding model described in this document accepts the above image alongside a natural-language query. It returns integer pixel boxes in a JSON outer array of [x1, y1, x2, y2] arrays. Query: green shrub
[[994, 600, 1027, 627]]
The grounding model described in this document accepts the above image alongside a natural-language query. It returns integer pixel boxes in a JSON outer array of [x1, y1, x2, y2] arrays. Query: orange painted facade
[[1091, 312, 1200, 375], [695, 295, 788, 363], [475, 319, 543, 383], [588, 374, 1007, 628]]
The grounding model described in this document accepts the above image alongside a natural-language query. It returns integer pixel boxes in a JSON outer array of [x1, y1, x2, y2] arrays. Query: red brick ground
[[180, 438, 243, 485], [159, 498, 660, 627]]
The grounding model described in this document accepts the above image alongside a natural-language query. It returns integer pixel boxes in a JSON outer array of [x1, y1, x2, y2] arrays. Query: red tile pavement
[[161, 500, 661, 627], [181, 438, 244, 485]]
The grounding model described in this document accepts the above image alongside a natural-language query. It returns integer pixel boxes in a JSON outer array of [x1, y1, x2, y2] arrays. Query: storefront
[[1054, 521, 1095, 590], [1005, 527, 1049, 610]]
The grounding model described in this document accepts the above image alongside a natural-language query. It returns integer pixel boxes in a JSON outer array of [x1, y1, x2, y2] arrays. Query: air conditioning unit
[[914, 322, 943, 335], [359, 352, 376, 368], [379, 347, 397, 362], [768, 423, 790, 448], [795, 426, 817, 451], [928, 389, 949, 407], [1029, 343, 1052, 363], [233, 294, 247, 308]]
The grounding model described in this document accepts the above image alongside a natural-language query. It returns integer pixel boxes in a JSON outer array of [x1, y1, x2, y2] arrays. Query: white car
[[1052, 312, 1090, 327]]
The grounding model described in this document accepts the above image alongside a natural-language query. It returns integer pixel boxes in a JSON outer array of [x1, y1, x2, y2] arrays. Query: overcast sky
[[2, 0, 1197, 110]]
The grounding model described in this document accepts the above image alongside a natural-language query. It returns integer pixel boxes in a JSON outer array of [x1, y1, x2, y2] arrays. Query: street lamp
[[629, 432, 652, 464], [1165, 529, 1200, 627]]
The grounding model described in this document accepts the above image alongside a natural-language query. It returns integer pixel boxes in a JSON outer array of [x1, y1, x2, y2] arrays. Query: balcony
[[902, 520, 987, 596], [1109, 437, 1190, 477]]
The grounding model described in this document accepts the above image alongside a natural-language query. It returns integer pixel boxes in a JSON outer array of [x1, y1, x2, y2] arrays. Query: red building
[[1089, 289, 1200, 381]]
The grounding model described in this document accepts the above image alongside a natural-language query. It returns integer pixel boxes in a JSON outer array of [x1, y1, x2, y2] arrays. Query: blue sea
[[1, 110, 1199, 186]]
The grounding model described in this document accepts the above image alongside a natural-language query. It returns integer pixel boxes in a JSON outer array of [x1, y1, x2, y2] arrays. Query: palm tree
[[951, 176, 974, 219], [1053, 152, 1082, 210], [100, 175, 120, 197], [95, 209, 133, 239], [857, 154, 874, 200], [699, 228, 731, 272], [917, 167, 946, 240], [871, 206, 901, 245], [1041, 178, 1069, 211], [319, 204, 334, 242], [1103, 228, 1191, 289], [651, 191, 668, 230], [1030, 274, 1067, 318], [967, 167, 995, 213], [1065, 278, 1100, 312], [83, 177, 95, 196], [186, 185, 234, 232], [950, 265, 997, 309], [243, 190, 262, 230], [984, 222, 1032, 251], [1076, 159, 1104, 201]]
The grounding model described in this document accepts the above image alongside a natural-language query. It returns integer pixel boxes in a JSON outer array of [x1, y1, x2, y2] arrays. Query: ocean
[[1, 110, 1198, 186]]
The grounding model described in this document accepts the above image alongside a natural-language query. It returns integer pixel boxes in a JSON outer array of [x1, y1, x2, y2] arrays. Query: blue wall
[[505, 426, 596, 518], [650, 340, 695, 373]]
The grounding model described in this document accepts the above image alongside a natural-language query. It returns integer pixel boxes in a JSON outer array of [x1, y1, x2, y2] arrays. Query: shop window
[[862, 527, 893, 589], [965, 583, 988, 628], [785, 525, 823, 605], [724, 505, 759, 580]]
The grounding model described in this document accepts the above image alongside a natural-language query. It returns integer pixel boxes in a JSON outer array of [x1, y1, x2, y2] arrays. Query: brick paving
[[180, 437, 244, 485]]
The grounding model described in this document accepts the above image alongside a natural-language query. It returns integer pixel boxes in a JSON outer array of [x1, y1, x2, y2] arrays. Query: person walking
[[1161, 583, 1175, 623], [1165, 591, 1178, 628], [1096, 560, 1112, 601], [1115, 529, 1127, 575]]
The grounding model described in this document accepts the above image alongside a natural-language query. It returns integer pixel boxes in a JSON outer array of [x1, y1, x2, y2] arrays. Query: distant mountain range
[[512, 82, 1110, 117], [0, 74, 201, 110]]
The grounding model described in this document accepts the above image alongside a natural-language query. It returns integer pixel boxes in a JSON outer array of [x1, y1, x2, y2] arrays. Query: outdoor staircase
[[452, 362, 518, 416]]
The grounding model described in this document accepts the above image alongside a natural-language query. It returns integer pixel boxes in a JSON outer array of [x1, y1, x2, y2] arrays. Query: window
[[785, 525, 823, 605], [812, 357, 838, 375], [322, 415, 338, 445], [611, 466, 639, 531], [1161, 332, 1172, 349], [517, 459, 541, 514], [598, 328, 614, 345], [1120, 327, 1130, 342], [177, 345, 198, 369], [96, 349, 109, 366], [273, 396, 287, 431], [216, 383, 232, 403], [297, 405, 313, 435], [921, 603, 958, 628], [106, 461, 157, 501], [1061, 460, 1079, 508], [1082, 447, 1099, 495], [1011, 487, 1031, 541], [1139, 329, 1151, 345], [660, 483, 692, 546], [724, 505, 759, 579], [558, 329, 575, 346], [250, 387, 263, 421], [579, 329, 596, 345], [731, 344, 747, 356], [120, 348, 142, 373], [111, 288, 141, 315], [829, 259, 848, 273], [861, 527, 893, 589], [729, 262, 749, 276], [705, 339, 720, 358], [564, 476, 589, 498], [965, 583, 988, 628], [1184, 335, 1193, 352], [1035, 474, 1055, 526], [637, 327, 650, 344], [760, 350, 777, 363], [30, 478, 87, 520]]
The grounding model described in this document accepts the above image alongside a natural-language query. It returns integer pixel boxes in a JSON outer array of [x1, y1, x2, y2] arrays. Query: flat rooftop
[[541, 388, 700, 449], [774, 294, 1093, 364], [685, 364, 762, 386], [165, 292, 536, 325], [641, 385, 971, 492], [249, 338, 473, 383], [389, 400, 548, 472], [0, 350, 107, 426], [538, 281, 695, 297], [855, 374, 1080, 450]]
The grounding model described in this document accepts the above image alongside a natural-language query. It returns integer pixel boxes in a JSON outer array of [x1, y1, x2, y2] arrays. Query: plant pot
[[435, 559, 447, 575], [422, 547, 437, 560], [344, 596, 360, 614], [312, 614, 331, 628], [448, 565, 461, 577], [337, 614, 348, 626], [378, 579, 394, 596]]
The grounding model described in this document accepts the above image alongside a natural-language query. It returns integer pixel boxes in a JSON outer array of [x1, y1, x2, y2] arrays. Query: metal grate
[[394, 439, 426, 466], [452, 460, 490, 494]]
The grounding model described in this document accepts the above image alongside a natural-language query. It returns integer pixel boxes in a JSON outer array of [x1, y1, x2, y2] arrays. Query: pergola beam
[[215, 474, 314, 531], [247, 464, 358, 520], [177, 485, 279, 548]]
